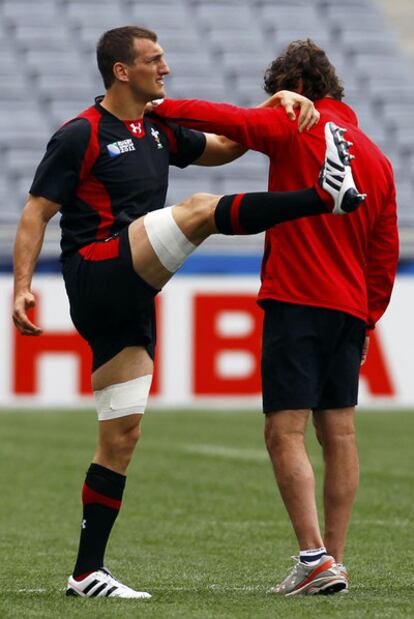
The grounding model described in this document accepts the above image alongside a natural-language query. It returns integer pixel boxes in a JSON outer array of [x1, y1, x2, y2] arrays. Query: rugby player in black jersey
[[12, 26, 361, 599]]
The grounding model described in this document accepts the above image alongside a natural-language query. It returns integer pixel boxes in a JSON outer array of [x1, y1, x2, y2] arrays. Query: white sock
[[299, 546, 327, 566]]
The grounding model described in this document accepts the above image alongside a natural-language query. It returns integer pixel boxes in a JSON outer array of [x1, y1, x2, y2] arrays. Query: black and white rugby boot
[[319, 122, 367, 215], [66, 567, 151, 599]]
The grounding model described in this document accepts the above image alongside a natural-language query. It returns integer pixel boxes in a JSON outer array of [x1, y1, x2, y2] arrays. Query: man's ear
[[113, 62, 129, 83], [296, 79, 304, 94]]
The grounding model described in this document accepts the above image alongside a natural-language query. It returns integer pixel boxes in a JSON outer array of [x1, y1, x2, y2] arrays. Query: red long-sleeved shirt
[[155, 98, 399, 329]]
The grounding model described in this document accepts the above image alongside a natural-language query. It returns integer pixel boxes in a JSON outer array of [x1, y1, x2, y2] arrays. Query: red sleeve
[[366, 181, 399, 329], [154, 98, 293, 155]]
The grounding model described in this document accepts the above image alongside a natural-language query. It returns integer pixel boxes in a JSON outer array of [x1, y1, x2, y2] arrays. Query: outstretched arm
[[186, 90, 319, 165], [13, 195, 60, 335]]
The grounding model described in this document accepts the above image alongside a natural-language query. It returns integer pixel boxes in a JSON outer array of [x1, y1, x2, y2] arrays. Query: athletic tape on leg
[[144, 206, 196, 273], [94, 375, 153, 421]]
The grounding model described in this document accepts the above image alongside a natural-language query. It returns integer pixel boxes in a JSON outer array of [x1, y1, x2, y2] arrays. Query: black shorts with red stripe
[[62, 225, 158, 371]]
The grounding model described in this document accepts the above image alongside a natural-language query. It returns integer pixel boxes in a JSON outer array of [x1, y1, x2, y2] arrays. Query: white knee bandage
[[94, 375, 153, 421], [144, 206, 196, 273]]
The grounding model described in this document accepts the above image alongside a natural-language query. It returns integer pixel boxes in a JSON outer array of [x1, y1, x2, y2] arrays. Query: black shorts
[[261, 300, 366, 413], [62, 227, 158, 372]]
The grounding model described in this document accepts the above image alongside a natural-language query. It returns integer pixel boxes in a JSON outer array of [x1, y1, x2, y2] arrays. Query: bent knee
[[184, 192, 219, 219]]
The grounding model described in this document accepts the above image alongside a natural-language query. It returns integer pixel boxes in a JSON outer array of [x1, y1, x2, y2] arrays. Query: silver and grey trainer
[[269, 554, 347, 597], [337, 563, 349, 593]]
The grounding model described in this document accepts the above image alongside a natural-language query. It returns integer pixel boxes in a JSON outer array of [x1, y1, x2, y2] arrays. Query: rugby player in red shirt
[[153, 39, 398, 596], [13, 29, 363, 598]]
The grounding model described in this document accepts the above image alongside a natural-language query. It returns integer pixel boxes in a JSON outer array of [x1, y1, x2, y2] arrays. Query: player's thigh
[[92, 345, 154, 391], [92, 346, 154, 427]]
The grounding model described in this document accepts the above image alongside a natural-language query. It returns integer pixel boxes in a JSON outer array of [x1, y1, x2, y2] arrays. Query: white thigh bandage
[[94, 375, 153, 421], [144, 206, 196, 273]]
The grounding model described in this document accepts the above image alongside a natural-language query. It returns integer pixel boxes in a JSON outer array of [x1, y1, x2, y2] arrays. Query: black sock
[[72, 463, 126, 579], [214, 188, 328, 235]]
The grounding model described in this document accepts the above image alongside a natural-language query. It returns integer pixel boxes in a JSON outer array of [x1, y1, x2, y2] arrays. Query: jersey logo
[[129, 122, 142, 135], [151, 127, 164, 149], [106, 139, 136, 157]]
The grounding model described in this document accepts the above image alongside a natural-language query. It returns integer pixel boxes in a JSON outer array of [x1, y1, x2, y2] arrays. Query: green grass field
[[0, 409, 413, 618]]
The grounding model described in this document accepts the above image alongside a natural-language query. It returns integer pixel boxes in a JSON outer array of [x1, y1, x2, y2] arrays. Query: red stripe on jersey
[[150, 117, 177, 153], [82, 482, 122, 510], [76, 175, 114, 240], [79, 236, 120, 261], [230, 193, 247, 234], [77, 106, 102, 181]]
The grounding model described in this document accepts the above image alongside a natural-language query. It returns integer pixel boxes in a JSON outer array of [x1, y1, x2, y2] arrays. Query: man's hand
[[145, 99, 163, 114], [361, 335, 370, 365], [13, 290, 42, 336], [262, 90, 320, 133]]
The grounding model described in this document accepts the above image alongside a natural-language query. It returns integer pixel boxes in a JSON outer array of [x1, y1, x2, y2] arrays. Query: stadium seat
[[0, 177, 20, 220], [0, 110, 50, 142], [325, 3, 383, 26], [129, 3, 191, 29], [394, 127, 414, 150], [163, 52, 214, 76], [353, 53, 412, 79], [396, 182, 414, 224], [48, 101, 94, 128], [371, 84, 414, 105], [2, 2, 60, 27], [36, 75, 95, 102], [381, 103, 414, 130], [166, 175, 219, 205], [208, 31, 270, 54], [65, 1, 125, 19], [197, 5, 255, 30], [260, 7, 320, 32], [24, 50, 87, 79], [272, 30, 332, 54], [221, 52, 268, 80], [340, 29, 398, 55], [5, 149, 43, 179], [146, 30, 200, 54], [13, 25, 72, 51], [168, 76, 231, 102], [221, 175, 267, 195], [222, 151, 269, 179]]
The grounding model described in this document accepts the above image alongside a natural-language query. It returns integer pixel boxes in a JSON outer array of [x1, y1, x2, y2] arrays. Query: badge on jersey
[[151, 127, 164, 150], [106, 139, 136, 157]]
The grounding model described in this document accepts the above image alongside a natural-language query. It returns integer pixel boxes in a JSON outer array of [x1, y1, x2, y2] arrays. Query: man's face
[[124, 37, 170, 102]]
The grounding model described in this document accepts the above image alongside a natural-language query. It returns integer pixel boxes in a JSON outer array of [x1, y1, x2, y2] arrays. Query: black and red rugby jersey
[[30, 98, 206, 258]]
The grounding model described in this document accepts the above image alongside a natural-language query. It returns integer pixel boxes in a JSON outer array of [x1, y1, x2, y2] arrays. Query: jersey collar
[[94, 97, 146, 137]]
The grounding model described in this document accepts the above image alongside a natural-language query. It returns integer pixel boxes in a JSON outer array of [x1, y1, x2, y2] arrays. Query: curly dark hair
[[97, 26, 158, 89], [264, 39, 344, 101]]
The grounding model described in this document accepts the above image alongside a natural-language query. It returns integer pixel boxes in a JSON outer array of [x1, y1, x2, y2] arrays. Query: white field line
[[179, 443, 268, 462], [6, 585, 264, 594], [12, 588, 48, 593], [352, 518, 411, 527]]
